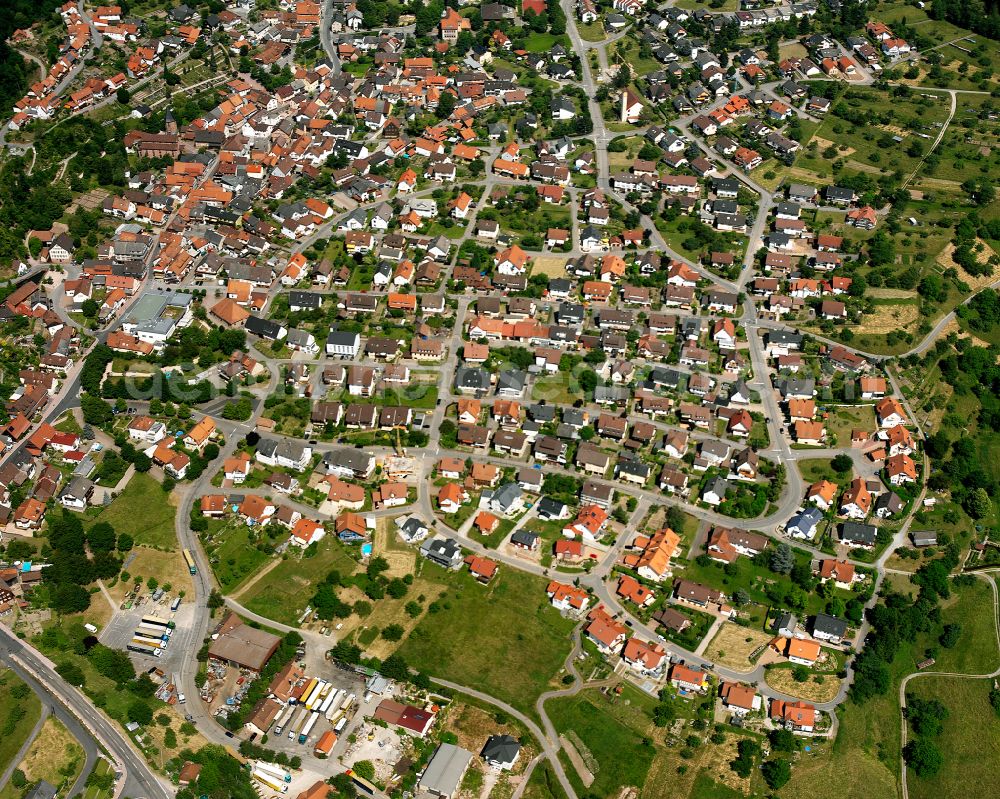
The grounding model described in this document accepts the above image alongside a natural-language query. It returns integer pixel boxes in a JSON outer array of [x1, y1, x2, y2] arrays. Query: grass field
[[199, 518, 272, 594], [933, 576, 999, 675], [399, 567, 575, 718], [0, 717, 84, 799], [240, 535, 358, 625], [778, 573, 999, 799], [522, 762, 570, 799], [85, 473, 177, 550], [546, 688, 657, 799], [797, 457, 850, 485], [905, 677, 1000, 799], [524, 33, 569, 53], [0, 670, 42, 779]]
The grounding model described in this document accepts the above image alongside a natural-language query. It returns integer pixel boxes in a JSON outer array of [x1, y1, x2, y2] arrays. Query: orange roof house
[[818, 559, 856, 587], [770, 699, 816, 730], [464, 555, 498, 583], [474, 511, 499, 533], [779, 637, 821, 665], [616, 575, 655, 607], [547, 580, 590, 612], [622, 528, 680, 582], [183, 416, 216, 450]]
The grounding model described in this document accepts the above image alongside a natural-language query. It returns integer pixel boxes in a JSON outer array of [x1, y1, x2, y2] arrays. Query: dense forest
[[0, 1, 62, 118], [930, 0, 1000, 39]]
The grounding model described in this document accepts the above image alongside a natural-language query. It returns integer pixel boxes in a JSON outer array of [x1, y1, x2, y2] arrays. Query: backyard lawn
[[825, 404, 876, 447], [399, 567, 575, 718], [84, 473, 177, 550]]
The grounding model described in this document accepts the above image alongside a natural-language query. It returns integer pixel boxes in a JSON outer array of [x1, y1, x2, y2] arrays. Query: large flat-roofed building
[[208, 612, 281, 672], [120, 291, 193, 348], [418, 743, 474, 799]]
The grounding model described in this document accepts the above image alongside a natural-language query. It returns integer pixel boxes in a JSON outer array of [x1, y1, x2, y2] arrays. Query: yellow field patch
[[812, 136, 856, 157], [109, 547, 194, 604], [937, 240, 998, 291], [765, 666, 843, 702], [703, 623, 772, 673], [532, 255, 569, 278], [855, 302, 920, 335], [17, 717, 85, 790]]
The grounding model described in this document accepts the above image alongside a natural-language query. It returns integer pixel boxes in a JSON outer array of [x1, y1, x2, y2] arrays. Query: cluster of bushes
[[311, 557, 413, 621], [850, 546, 962, 703]]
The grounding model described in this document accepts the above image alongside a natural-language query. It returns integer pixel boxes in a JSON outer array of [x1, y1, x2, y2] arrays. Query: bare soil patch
[[531, 255, 569, 278], [765, 667, 843, 702], [703, 624, 772, 673], [813, 136, 855, 157], [856, 302, 920, 335], [937, 241, 999, 291]]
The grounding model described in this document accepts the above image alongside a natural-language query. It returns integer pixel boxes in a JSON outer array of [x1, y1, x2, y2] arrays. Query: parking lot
[[98, 589, 196, 676]]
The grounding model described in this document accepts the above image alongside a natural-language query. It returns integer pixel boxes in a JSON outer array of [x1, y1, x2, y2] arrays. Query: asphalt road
[[0, 627, 170, 799]]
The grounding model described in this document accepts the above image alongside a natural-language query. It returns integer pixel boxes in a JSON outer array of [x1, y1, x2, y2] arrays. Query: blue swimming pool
[[361, 543, 373, 557]]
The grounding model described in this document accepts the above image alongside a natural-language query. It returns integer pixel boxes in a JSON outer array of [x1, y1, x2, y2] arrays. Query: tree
[[127, 700, 153, 725], [51, 583, 91, 614], [81, 394, 113, 426], [81, 298, 99, 317], [770, 542, 795, 574], [939, 622, 961, 648], [87, 522, 116, 552], [903, 738, 943, 778], [381, 624, 404, 641], [968, 487, 992, 519], [379, 654, 409, 681], [116, 87, 130, 104], [761, 759, 791, 789], [831, 454, 853, 473], [352, 761, 376, 782], [769, 728, 798, 752]]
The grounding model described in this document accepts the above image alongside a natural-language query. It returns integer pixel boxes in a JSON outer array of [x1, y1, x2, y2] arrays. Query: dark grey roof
[[812, 613, 848, 638]]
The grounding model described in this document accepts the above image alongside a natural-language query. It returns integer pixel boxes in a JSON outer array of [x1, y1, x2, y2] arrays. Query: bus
[[141, 615, 175, 630], [170, 596, 181, 612], [134, 624, 169, 641], [182, 548, 197, 575], [127, 638, 162, 657]]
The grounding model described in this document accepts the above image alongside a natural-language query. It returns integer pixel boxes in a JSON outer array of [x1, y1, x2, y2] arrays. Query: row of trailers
[[273, 679, 356, 744], [126, 614, 176, 658]]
